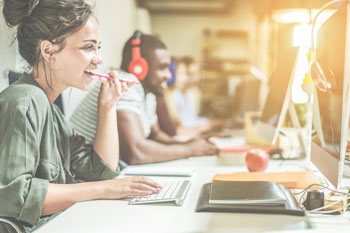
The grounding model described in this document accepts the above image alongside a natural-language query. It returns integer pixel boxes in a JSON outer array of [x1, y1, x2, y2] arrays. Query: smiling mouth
[[84, 70, 94, 75]]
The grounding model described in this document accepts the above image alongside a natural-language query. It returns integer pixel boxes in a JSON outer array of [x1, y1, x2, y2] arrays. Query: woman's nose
[[92, 54, 103, 65]]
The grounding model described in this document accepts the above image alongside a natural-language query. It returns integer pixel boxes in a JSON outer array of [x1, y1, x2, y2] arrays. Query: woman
[[0, 0, 160, 232], [165, 58, 210, 137]]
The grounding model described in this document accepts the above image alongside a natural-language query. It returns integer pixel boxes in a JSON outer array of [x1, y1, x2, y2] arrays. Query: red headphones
[[128, 31, 149, 81]]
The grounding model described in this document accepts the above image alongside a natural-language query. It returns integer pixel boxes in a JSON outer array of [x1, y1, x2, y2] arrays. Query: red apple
[[245, 149, 269, 172]]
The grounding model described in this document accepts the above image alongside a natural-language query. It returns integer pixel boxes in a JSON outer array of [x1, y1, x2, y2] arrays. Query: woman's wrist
[[97, 102, 116, 115], [91, 181, 108, 200]]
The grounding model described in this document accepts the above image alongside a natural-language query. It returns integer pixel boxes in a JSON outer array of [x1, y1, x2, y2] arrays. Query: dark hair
[[3, 0, 93, 68], [181, 56, 196, 67], [120, 32, 167, 72]]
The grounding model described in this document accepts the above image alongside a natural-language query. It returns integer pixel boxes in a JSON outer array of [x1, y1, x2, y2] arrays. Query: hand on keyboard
[[129, 180, 191, 206], [100, 176, 161, 199]]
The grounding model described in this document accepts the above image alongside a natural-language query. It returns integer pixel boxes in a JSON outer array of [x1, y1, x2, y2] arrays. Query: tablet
[[121, 167, 196, 177]]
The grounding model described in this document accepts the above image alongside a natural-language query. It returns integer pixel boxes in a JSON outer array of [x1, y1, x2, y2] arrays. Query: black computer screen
[[260, 47, 298, 127], [313, 4, 347, 161]]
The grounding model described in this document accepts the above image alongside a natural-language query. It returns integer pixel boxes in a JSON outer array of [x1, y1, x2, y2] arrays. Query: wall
[[94, 0, 137, 71], [137, 8, 152, 34], [0, 10, 16, 92], [150, 0, 269, 74]]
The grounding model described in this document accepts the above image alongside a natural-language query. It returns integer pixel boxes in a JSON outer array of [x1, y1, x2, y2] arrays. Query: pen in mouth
[[85, 71, 140, 84]]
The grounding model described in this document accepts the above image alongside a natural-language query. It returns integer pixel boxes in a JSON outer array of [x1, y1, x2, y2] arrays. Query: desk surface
[[35, 156, 350, 233]]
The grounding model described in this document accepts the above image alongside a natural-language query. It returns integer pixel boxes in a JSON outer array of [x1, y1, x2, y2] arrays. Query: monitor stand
[[287, 99, 312, 168]]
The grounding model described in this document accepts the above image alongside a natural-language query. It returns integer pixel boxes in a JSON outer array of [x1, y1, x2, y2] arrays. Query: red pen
[[86, 71, 140, 84]]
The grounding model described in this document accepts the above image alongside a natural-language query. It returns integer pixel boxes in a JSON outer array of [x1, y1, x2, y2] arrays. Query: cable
[[308, 197, 350, 214], [310, 0, 347, 94], [298, 183, 350, 198], [295, 183, 350, 215], [311, 0, 348, 59], [297, 183, 329, 204]]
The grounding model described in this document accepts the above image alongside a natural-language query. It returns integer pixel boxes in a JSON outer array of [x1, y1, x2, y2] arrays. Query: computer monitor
[[232, 77, 261, 126], [256, 47, 299, 145], [311, 3, 350, 189]]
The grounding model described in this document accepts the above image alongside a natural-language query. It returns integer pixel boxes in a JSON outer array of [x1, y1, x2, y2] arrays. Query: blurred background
[[0, 0, 336, 121]]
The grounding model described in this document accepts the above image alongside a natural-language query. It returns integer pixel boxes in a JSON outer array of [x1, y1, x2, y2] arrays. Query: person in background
[[166, 57, 223, 136], [156, 59, 178, 136], [70, 31, 218, 165], [183, 56, 202, 115], [0, 1, 160, 232]]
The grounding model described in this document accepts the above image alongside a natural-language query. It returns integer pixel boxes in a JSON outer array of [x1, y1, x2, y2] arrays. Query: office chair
[[0, 217, 24, 233]]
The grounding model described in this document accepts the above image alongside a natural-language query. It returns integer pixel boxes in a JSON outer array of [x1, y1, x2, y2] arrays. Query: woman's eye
[[83, 45, 94, 51], [98, 45, 102, 50]]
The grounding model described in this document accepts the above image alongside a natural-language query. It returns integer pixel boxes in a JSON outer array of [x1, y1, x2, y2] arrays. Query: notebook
[[196, 182, 305, 216], [209, 181, 287, 205]]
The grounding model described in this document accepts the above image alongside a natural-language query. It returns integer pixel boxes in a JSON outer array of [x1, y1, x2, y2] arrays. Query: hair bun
[[3, 0, 40, 27], [26, 0, 40, 16]]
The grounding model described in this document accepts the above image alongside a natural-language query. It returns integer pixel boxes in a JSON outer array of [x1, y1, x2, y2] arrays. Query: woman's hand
[[99, 176, 162, 199], [98, 71, 134, 110], [42, 176, 162, 216], [94, 70, 135, 169]]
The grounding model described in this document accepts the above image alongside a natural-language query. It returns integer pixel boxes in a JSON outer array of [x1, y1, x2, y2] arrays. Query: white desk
[[34, 156, 350, 233]]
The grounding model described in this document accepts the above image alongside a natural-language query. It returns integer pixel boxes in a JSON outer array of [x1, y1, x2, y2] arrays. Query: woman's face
[[50, 16, 102, 91], [174, 63, 188, 91], [187, 63, 199, 87]]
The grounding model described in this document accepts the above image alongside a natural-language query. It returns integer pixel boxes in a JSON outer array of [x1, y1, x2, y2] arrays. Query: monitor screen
[[261, 47, 298, 127], [311, 3, 349, 188], [257, 47, 298, 144], [232, 78, 261, 124]]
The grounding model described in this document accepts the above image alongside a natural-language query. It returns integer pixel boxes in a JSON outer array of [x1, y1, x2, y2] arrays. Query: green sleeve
[[68, 126, 120, 182], [0, 105, 49, 226]]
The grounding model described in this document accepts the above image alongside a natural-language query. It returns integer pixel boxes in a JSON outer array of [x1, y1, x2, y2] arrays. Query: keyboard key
[[163, 181, 179, 199], [170, 181, 182, 199]]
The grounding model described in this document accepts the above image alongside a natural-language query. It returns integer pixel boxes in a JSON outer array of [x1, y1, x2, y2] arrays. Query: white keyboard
[[129, 180, 191, 206]]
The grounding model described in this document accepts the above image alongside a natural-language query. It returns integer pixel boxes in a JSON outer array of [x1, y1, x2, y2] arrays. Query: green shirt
[[0, 73, 119, 231]]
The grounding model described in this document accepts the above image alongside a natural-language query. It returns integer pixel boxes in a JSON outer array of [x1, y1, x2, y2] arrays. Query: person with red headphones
[[119, 31, 219, 164], [71, 31, 218, 164]]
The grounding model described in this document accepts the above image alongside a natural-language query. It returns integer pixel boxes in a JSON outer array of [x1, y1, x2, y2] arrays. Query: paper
[[213, 171, 318, 189]]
